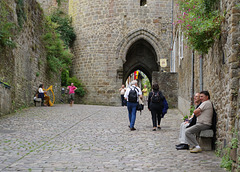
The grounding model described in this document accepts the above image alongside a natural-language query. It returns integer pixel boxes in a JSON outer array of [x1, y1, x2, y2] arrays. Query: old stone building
[[171, 0, 240, 170], [68, 0, 174, 105], [0, 0, 239, 170]]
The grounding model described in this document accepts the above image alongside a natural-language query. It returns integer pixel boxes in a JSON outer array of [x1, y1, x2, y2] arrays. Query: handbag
[[136, 98, 144, 111], [186, 115, 196, 128], [136, 103, 144, 111]]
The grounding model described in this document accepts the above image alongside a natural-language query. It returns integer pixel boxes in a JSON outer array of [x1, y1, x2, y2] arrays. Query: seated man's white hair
[[131, 80, 138, 86]]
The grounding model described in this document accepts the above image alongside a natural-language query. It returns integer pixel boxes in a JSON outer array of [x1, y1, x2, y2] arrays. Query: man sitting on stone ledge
[[176, 92, 201, 150], [185, 90, 213, 153]]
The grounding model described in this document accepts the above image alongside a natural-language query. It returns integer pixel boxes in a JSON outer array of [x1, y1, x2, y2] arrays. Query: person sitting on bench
[[185, 91, 213, 153], [176, 93, 201, 150]]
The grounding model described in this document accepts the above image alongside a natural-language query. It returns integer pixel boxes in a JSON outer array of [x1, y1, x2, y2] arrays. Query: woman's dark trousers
[[151, 109, 162, 127], [121, 95, 125, 106], [38, 93, 44, 106]]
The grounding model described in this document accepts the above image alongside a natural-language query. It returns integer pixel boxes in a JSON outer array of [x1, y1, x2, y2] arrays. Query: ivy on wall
[[42, 16, 72, 75], [174, 0, 224, 54], [43, 9, 85, 96], [15, 0, 26, 28], [50, 10, 76, 48], [0, 1, 16, 51]]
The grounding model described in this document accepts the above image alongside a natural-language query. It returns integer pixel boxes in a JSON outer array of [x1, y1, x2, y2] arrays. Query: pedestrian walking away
[[124, 80, 142, 131], [148, 83, 167, 131]]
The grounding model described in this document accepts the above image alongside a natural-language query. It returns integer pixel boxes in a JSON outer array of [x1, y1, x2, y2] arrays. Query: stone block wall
[[0, 0, 61, 116], [69, 0, 173, 105], [37, 0, 68, 14], [0, 84, 11, 116], [152, 71, 178, 108]]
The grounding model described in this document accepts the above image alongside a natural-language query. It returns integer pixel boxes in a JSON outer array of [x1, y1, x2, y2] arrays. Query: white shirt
[[38, 88, 44, 93], [124, 85, 142, 102]]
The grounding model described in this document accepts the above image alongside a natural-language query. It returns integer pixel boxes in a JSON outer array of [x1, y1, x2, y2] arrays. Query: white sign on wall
[[160, 59, 167, 67]]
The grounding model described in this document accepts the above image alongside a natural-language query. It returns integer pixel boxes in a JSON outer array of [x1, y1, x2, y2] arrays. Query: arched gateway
[[117, 29, 161, 83], [69, 0, 174, 105]]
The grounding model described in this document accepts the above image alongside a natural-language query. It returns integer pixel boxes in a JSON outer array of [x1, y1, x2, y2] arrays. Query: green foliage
[[42, 16, 73, 74], [183, 105, 195, 121], [36, 72, 40, 77], [175, 0, 224, 54], [231, 131, 238, 149], [44, 9, 76, 85], [220, 132, 239, 171], [189, 105, 195, 116], [61, 69, 69, 86], [56, 0, 62, 6], [221, 147, 233, 171], [50, 10, 76, 48], [75, 87, 85, 97], [67, 77, 85, 97], [15, 0, 26, 28], [183, 115, 188, 121], [231, 138, 238, 149], [140, 72, 151, 91], [0, 1, 16, 50], [238, 156, 240, 169]]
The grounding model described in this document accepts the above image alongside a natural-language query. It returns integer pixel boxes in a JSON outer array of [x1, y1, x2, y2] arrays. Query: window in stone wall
[[171, 37, 176, 72], [140, 0, 147, 6], [179, 30, 184, 60]]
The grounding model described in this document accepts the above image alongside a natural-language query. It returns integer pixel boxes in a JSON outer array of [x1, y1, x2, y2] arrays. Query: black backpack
[[151, 91, 163, 103], [128, 87, 138, 103]]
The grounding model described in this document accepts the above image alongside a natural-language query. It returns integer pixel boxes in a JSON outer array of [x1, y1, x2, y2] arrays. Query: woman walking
[[148, 83, 164, 131]]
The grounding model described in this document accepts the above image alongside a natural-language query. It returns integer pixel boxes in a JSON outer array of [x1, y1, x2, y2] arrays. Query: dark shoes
[[152, 128, 156, 131], [130, 127, 136, 131], [176, 143, 189, 150]]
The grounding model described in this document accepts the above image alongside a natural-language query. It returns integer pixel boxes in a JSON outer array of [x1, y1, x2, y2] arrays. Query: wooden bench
[[197, 129, 214, 151], [34, 98, 42, 107]]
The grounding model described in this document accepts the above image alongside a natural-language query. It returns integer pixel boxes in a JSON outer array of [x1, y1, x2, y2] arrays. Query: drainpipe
[[191, 50, 194, 105], [170, 0, 174, 71], [199, 54, 203, 91]]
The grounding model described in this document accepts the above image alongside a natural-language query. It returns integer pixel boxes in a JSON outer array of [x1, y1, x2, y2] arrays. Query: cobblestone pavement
[[0, 104, 225, 172]]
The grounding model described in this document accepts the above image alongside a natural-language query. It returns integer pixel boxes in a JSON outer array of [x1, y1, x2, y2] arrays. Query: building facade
[[68, 0, 173, 105]]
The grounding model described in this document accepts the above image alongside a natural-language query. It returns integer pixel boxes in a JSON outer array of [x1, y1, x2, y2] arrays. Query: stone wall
[[152, 71, 178, 108], [36, 0, 68, 14], [69, 0, 173, 105], [0, 84, 11, 116], [172, 0, 240, 170], [0, 0, 61, 116]]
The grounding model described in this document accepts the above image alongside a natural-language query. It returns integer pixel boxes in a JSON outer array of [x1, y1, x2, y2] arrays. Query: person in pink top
[[67, 83, 77, 106]]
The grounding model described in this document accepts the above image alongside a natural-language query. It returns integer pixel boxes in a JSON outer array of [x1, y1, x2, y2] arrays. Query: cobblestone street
[[0, 104, 225, 172]]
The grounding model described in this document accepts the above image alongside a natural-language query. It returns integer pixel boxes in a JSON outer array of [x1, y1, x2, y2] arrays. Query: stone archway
[[123, 39, 159, 83]]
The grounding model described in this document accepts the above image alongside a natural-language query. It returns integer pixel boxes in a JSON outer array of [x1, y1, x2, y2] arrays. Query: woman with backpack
[[148, 83, 165, 131]]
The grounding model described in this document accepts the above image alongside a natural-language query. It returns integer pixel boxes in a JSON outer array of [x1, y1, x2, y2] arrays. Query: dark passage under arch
[[123, 39, 159, 83]]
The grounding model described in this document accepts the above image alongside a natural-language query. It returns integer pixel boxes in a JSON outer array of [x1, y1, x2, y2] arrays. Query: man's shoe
[[176, 144, 189, 150], [130, 127, 136, 131], [190, 147, 202, 153], [176, 143, 184, 147]]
